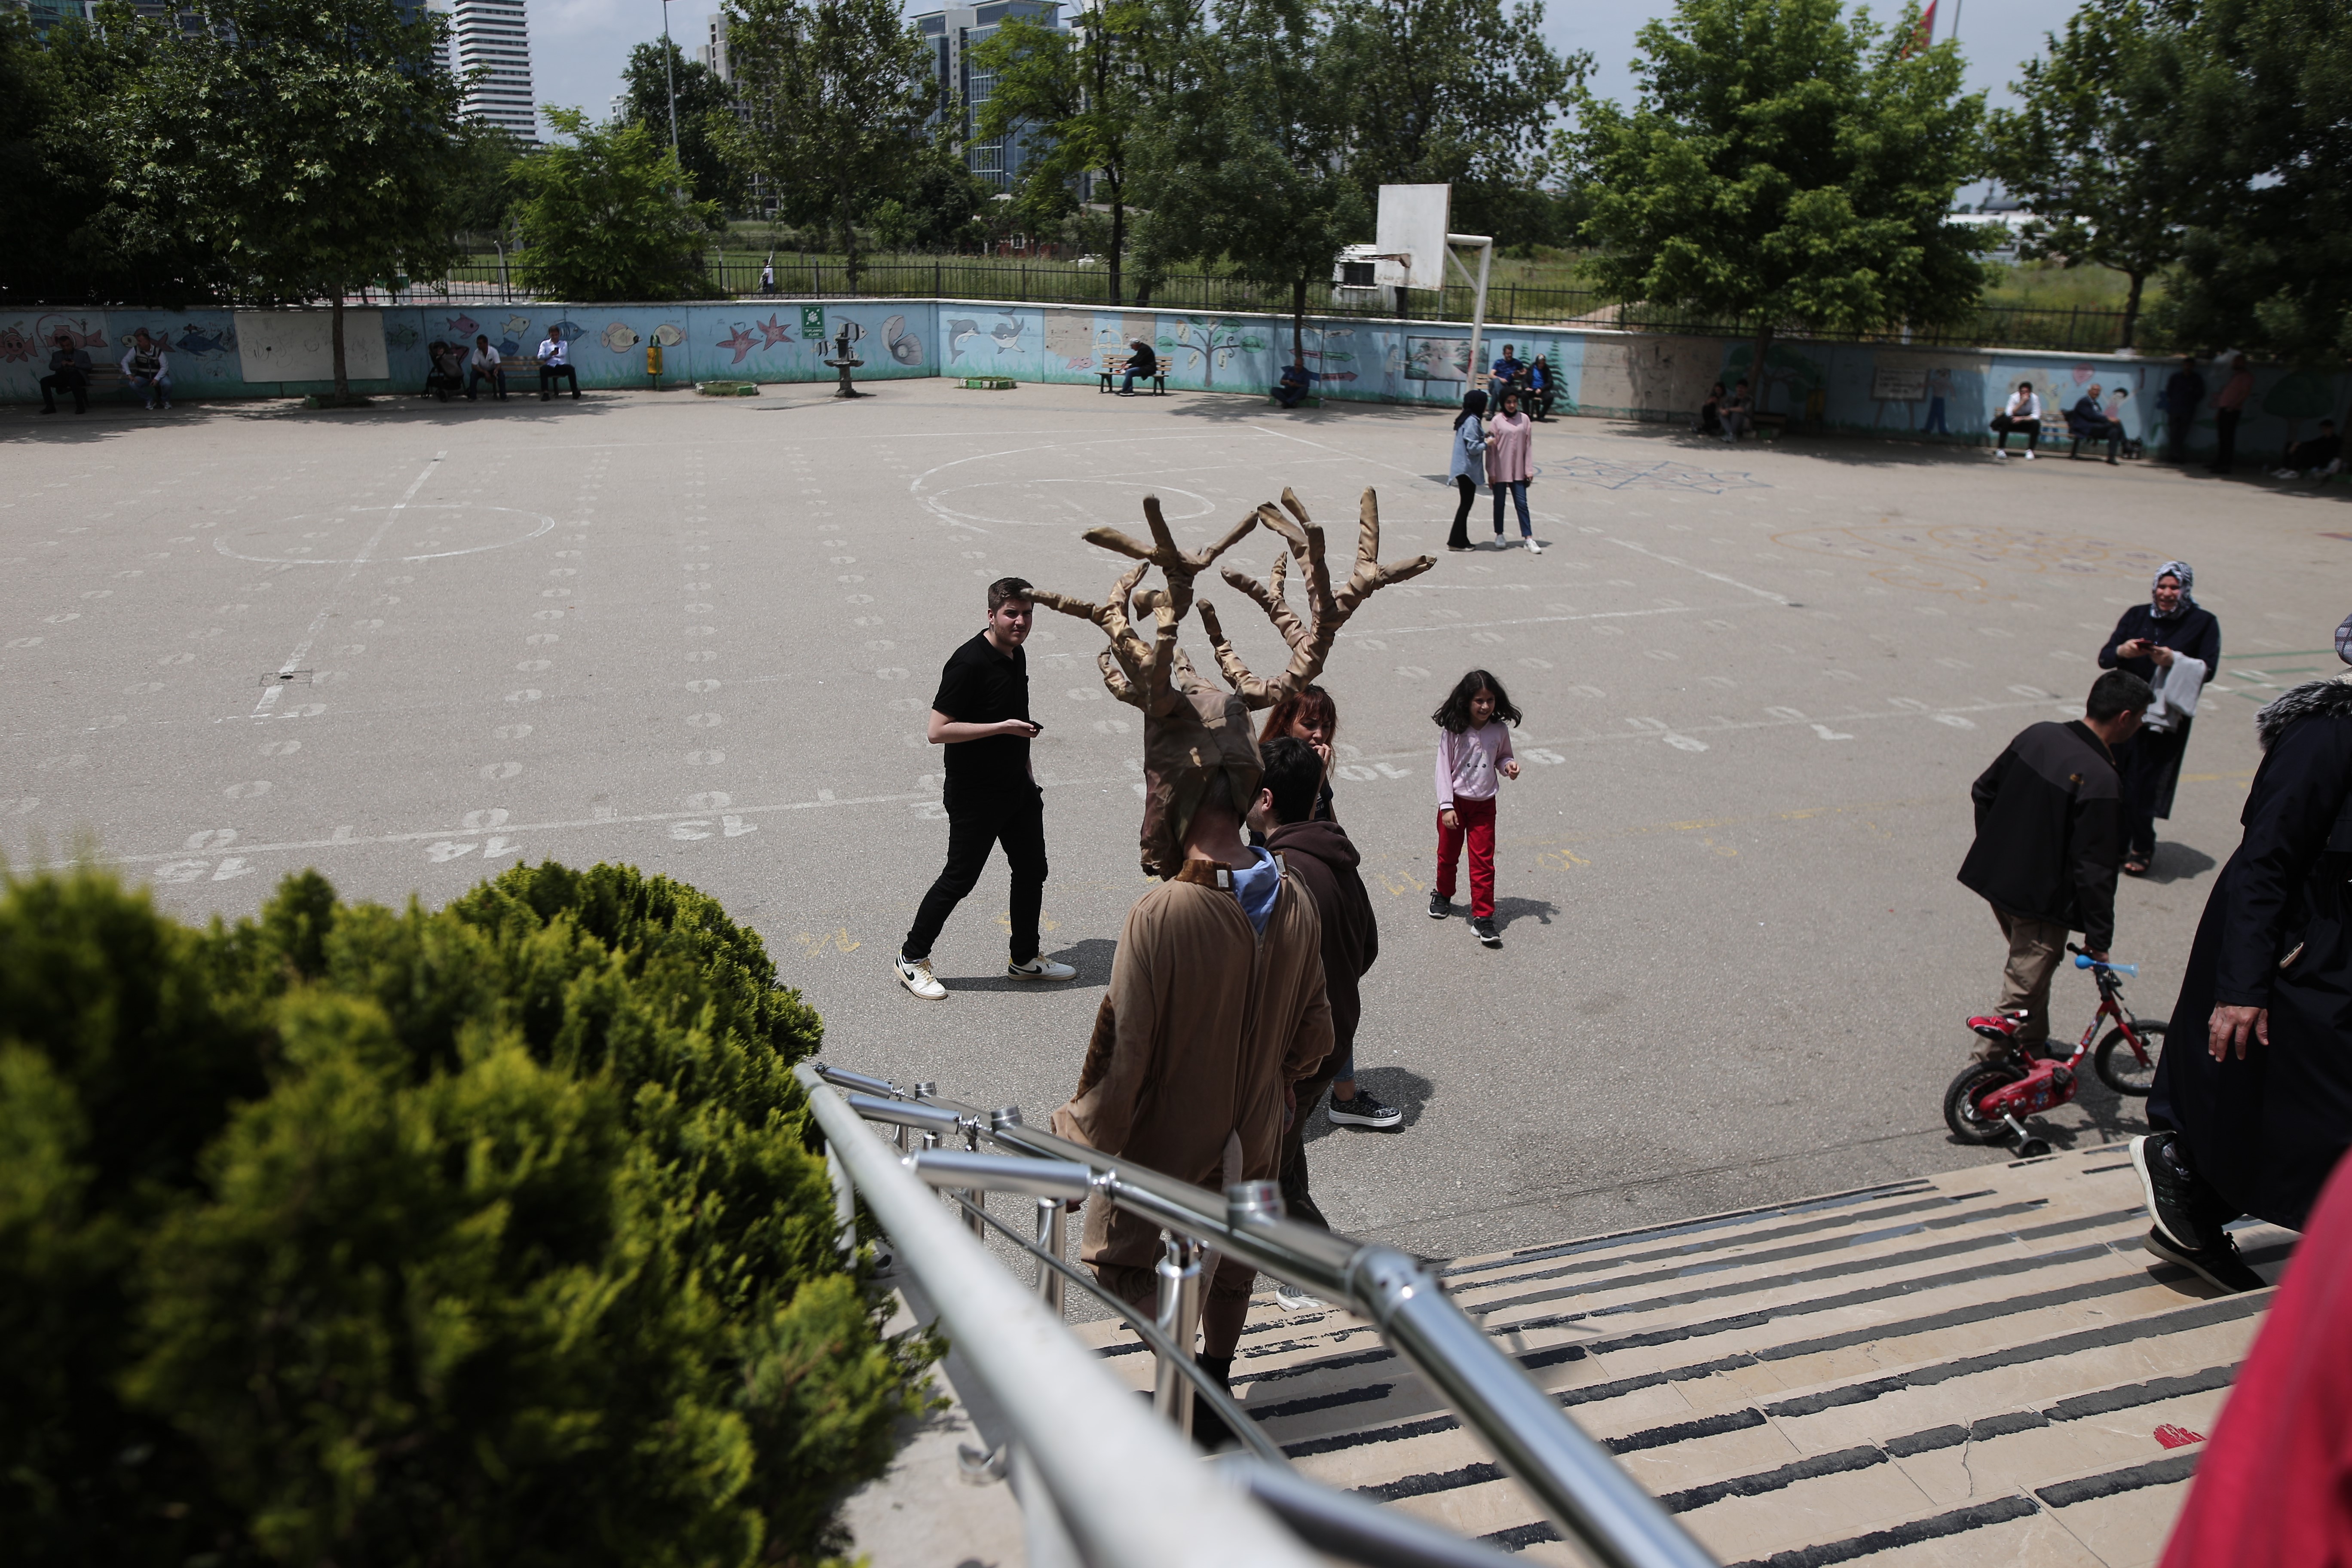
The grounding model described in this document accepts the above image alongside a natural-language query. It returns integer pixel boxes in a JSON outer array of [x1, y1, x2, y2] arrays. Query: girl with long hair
[[1429, 669, 1524, 948], [1445, 388, 1488, 551]]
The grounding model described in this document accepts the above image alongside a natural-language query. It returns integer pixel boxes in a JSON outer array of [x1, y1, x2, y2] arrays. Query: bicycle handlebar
[[2071, 953, 2139, 976]]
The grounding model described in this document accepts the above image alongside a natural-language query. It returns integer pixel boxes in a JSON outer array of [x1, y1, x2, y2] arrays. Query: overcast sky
[[528, 0, 2081, 147]]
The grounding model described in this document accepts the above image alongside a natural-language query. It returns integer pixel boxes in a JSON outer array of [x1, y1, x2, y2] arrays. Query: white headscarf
[[2151, 560, 2194, 620]]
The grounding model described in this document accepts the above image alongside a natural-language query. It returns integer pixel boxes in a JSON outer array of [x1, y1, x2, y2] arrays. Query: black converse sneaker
[[1327, 1088, 1403, 1129]]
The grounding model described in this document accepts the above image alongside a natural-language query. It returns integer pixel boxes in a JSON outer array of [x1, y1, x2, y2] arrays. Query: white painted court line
[[1607, 538, 1794, 606]]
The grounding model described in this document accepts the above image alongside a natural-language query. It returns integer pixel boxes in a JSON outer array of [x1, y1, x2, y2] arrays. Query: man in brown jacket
[[1051, 732, 1333, 1434]]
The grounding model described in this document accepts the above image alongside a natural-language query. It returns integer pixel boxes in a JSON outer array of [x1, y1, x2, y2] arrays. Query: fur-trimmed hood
[[2254, 671, 2352, 750]]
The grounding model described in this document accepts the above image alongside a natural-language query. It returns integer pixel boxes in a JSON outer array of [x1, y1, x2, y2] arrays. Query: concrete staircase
[[1074, 1140, 2291, 1566]]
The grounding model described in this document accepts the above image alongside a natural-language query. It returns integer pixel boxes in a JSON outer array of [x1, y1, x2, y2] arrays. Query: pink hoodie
[[1484, 410, 1533, 483]]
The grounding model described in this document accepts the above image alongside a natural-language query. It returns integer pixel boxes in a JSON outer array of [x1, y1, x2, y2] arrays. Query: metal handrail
[[795, 1064, 1321, 1568], [817, 1062, 1718, 1568]]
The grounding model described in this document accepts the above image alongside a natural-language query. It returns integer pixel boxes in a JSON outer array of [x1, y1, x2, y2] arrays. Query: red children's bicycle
[[1943, 945, 2168, 1157]]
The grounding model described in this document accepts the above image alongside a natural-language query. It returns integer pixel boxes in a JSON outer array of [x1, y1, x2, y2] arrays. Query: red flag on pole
[[1906, 0, 1939, 55]]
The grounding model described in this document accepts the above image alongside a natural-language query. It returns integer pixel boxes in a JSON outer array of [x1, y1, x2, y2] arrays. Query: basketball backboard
[[1375, 184, 1451, 291]]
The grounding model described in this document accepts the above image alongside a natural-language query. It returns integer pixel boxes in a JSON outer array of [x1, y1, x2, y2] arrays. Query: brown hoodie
[[1264, 819, 1378, 1055]]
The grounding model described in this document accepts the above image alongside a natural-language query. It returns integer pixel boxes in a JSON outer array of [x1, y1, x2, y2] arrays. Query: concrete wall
[[9, 300, 2348, 459]]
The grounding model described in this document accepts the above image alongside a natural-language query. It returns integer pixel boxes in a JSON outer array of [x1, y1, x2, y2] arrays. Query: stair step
[[1067, 1142, 2288, 1564]]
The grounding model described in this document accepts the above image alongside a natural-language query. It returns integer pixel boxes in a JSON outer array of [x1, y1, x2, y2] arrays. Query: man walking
[[2163, 356, 2205, 463], [1246, 738, 1388, 1234], [1054, 731, 1332, 1445], [1957, 670, 2153, 1059], [2136, 614, 2352, 1293], [2209, 353, 2254, 475], [894, 577, 1075, 999]]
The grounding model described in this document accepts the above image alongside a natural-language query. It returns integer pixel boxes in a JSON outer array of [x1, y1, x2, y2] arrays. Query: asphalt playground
[[6, 378, 2349, 1262]]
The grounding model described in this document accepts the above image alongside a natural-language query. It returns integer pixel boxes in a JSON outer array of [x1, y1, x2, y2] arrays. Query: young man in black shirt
[[896, 577, 1078, 999]]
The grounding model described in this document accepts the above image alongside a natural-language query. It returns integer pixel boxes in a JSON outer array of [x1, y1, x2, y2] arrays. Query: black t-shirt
[[1130, 345, 1157, 374], [934, 631, 1031, 801]]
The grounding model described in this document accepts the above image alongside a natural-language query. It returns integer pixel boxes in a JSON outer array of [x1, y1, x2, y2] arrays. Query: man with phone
[[896, 576, 1077, 999]]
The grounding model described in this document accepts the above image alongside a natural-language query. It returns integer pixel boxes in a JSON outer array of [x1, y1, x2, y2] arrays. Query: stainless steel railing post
[[1034, 1196, 1066, 1317], [827, 1142, 856, 1261], [1152, 1231, 1202, 1439]]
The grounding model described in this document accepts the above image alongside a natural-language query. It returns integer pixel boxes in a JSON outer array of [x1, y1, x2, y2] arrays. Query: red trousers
[[1436, 795, 1497, 918]]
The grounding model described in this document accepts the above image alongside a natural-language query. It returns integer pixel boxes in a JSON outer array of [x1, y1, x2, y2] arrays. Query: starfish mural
[[716, 324, 760, 364], [754, 313, 794, 350]]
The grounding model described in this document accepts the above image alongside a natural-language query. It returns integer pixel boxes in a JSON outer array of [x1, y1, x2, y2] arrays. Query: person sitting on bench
[[2067, 383, 2124, 464], [421, 340, 463, 402], [1528, 355, 1556, 421], [1990, 381, 2043, 458], [1719, 379, 1752, 442], [466, 335, 505, 401], [1120, 339, 1158, 395], [2273, 419, 2342, 480], [121, 328, 172, 410], [537, 326, 579, 400], [1695, 380, 1726, 437], [1273, 362, 1310, 408], [39, 332, 91, 415]]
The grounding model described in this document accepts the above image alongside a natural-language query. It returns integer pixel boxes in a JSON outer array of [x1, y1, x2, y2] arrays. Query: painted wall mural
[[5, 300, 2345, 464]]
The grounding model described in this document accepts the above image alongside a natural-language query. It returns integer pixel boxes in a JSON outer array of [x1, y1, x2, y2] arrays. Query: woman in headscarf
[[2098, 560, 2222, 875], [2134, 612, 2352, 1292], [1445, 388, 1487, 552]]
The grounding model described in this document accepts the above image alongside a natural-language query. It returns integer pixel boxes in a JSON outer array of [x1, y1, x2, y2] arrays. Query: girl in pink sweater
[[1429, 668, 1523, 947], [1485, 389, 1540, 552]]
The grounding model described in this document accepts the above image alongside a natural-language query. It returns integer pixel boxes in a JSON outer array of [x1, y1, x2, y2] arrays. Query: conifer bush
[[0, 860, 927, 1568]]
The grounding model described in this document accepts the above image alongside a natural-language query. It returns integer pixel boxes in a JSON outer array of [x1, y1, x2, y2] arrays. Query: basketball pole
[[1446, 233, 1494, 392]]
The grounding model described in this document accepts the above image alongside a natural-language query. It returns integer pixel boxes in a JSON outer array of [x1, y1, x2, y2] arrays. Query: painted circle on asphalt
[[212, 504, 558, 565]]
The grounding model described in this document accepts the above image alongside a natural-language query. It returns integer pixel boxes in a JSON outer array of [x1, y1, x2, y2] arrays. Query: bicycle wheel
[[1943, 1060, 2026, 1145], [2095, 1020, 2166, 1097]]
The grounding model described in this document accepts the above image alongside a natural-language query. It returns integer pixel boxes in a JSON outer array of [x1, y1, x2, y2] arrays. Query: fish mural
[[988, 317, 1024, 354], [882, 314, 922, 366], [173, 324, 239, 358], [652, 323, 686, 348], [383, 321, 420, 350], [547, 318, 589, 345], [601, 322, 641, 352], [0, 327, 34, 364], [444, 314, 481, 337], [33, 316, 107, 354], [716, 324, 760, 364], [946, 318, 981, 363]]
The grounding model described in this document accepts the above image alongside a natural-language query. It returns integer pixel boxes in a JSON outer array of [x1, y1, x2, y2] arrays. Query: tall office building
[[427, 0, 539, 142], [911, 1, 1062, 190], [698, 10, 732, 82]]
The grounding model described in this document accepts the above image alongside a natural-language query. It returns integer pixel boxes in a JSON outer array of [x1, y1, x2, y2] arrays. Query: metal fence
[[408, 254, 2148, 354]]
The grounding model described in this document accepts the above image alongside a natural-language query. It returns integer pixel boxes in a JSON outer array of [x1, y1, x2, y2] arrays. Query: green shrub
[[0, 860, 928, 1568]]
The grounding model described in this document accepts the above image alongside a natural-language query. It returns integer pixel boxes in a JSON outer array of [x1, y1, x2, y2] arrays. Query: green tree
[[896, 130, 995, 250], [2147, 0, 2352, 363], [511, 107, 721, 301], [441, 120, 529, 240], [1567, 0, 1989, 408], [724, 0, 933, 289], [1136, 0, 1366, 371], [0, 860, 931, 1566], [91, 0, 468, 401], [972, 0, 1197, 304], [1986, 0, 2181, 349], [620, 35, 750, 214], [1324, 0, 1584, 247]]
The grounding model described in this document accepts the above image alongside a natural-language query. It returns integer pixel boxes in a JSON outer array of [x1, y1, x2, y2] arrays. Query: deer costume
[[1042, 487, 1431, 1376]]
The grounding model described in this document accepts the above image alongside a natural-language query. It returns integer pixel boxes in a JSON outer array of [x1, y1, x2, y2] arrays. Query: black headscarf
[[1454, 387, 1487, 430]]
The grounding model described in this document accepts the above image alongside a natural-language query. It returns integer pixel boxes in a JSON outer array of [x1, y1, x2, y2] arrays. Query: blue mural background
[[6, 299, 2345, 461]]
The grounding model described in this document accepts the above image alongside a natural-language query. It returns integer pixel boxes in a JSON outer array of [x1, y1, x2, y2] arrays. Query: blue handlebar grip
[[2073, 954, 2139, 975]]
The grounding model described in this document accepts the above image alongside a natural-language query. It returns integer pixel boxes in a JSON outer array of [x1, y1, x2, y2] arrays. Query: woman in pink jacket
[[1485, 388, 1540, 552]]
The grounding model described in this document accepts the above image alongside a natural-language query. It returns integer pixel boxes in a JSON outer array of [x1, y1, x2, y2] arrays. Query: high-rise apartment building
[[911, 0, 1063, 190], [427, 0, 539, 142]]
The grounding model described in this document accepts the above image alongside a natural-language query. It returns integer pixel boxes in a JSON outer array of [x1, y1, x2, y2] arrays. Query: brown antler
[[1032, 496, 1259, 714], [1200, 487, 1434, 706]]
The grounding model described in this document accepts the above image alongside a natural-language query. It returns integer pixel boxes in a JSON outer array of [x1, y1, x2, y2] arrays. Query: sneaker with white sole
[[894, 953, 948, 1000], [1471, 915, 1501, 948], [2022, 449, 2037, 460], [1990, 448, 2007, 459], [1326, 1088, 1403, 1129], [1428, 890, 1452, 919], [1007, 956, 1077, 981], [1526, 539, 1544, 554]]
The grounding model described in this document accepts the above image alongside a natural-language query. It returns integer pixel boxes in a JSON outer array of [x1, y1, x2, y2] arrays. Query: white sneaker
[[1525, 539, 1544, 554], [894, 954, 948, 1000], [2022, 449, 2037, 460], [1989, 448, 2006, 459], [1007, 956, 1077, 981]]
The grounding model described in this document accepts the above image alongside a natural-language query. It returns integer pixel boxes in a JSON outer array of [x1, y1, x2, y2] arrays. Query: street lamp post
[[660, 0, 681, 163]]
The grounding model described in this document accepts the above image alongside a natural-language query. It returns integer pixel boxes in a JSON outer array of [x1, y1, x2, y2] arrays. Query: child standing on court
[[1428, 669, 1523, 948]]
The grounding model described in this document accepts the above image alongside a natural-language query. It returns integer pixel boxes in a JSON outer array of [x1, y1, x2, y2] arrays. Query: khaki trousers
[[1993, 907, 2070, 1049]]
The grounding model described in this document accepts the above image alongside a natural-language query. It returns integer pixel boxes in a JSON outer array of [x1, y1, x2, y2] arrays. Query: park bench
[[1097, 355, 1166, 395]]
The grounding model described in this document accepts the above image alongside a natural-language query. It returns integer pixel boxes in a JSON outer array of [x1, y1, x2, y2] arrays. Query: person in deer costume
[[1040, 487, 1431, 1442]]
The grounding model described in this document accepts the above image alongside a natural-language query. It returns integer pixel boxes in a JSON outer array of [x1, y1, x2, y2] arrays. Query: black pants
[[1991, 413, 2040, 450], [39, 372, 87, 413], [1447, 475, 1476, 549], [423, 371, 459, 402], [467, 368, 505, 400], [2211, 407, 2241, 473], [2118, 723, 2190, 860], [2073, 418, 2122, 459], [539, 364, 579, 398], [2166, 415, 2195, 463], [903, 788, 1047, 963]]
